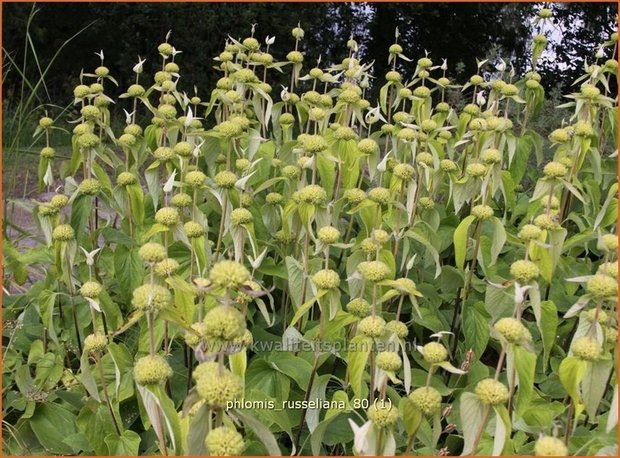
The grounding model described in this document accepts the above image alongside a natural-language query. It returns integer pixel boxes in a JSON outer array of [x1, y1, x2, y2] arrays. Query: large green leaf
[[459, 392, 486, 455], [104, 430, 140, 456], [30, 403, 79, 455], [582, 358, 613, 421], [453, 215, 476, 270], [347, 335, 373, 399], [234, 408, 282, 456], [559, 356, 587, 409], [512, 345, 536, 417]]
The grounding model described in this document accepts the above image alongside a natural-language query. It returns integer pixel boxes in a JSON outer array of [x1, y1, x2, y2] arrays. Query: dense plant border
[[2, 7, 618, 457]]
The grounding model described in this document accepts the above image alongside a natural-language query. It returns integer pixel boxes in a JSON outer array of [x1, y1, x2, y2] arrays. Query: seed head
[[357, 138, 379, 155], [275, 230, 296, 244], [534, 214, 558, 231], [471, 204, 494, 220], [84, 334, 107, 355], [435, 102, 451, 113], [40, 147, 56, 159], [124, 124, 143, 136], [184, 171, 207, 188], [393, 163, 414, 181], [39, 117, 53, 129], [346, 298, 371, 318], [113, 172, 136, 190], [534, 436, 568, 456], [397, 128, 416, 142], [132, 285, 171, 312], [389, 43, 403, 54], [510, 260, 540, 284], [204, 305, 246, 342], [501, 84, 519, 97], [214, 120, 242, 138], [494, 317, 531, 343], [466, 163, 487, 178], [118, 133, 136, 148], [584, 308, 607, 324], [335, 126, 358, 141], [440, 159, 458, 172], [372, 229, 390, 244], [173, 141, 193, 158], [318, 226, 340, 245], [605, 327, 618, 344], [52, 224, 75, 242], [157, 104, 177, 120], [344, 188, 366, 204], [232, 68, 259, 84], [538, 8, 553, 19], [212, 171, 236, 189], [312, 269, 340, 290], [39, 205, 57, 217], [357, 260, 391, 282], [153, 146, 173, 162], [475, 378, 509, 405], [81, 105, 100, 121], [154, 258, 180, 277], [525, 79, 540, 90], [413, 86, 431, 98], [418, 57, 433, 68], [134, 355, 173, 385], [422, 342, 448, 364], [573, 120, 593, 137], [80, 281, 103, 299], [470, 74, 484, 86], [301, 134, 328, 153], [518, 224, 542, 242], [209, 260, 250, 289], [386, 320, 409, 338], [382, 70, 402, 84], [157, 43, 173, 56], [416, 153, 434, 168], [74, 84, 91, 99], [153, 207, 179, 227], [481, 148, 501, 164], [367, 403, 398, 428], [409, 386, 442, 416], [543, 161, 567, 178], [339, 89, 361, 104], [287, 50, 304, 64], [50, 194, 69, 209], [125, 84, 145, 98], [138, 243, 166, 264], [230, 208, 253, 225], [170, 193, 192, 208], [468, 118, 487, 131], [78, 178, 102, 196], [418, 197, 434, 209], [586, 274, 617, 299], [597, 261, 618, 279], [205, 426, 245, 456], [279, 113, 295, 126], [265, 192, 283, 205], [358, 315, 386, 338], [533, 34, 547, 45], [368, 187, 391, 205], [601, 233, 618, 252], [182, 221, 204, 239], [376, 351, 402, 372], [463, 104, 480, 116], [196, 366, 244, 408], [294, 185, 327, 205], [77, 133, 100, 149], [571, 336, 602, 361]]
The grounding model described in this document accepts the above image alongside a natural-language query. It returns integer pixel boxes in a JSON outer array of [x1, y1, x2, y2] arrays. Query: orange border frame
[[0, 1, 618, 457]]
